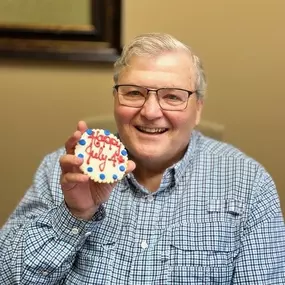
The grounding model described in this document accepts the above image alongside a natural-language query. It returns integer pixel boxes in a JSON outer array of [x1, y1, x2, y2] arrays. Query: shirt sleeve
[[0, 150, 105, 285], [232, 169, 285, 284]]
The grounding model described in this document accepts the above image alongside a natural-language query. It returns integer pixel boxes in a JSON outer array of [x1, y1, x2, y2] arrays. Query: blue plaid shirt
[[1, 131, 285, 284]]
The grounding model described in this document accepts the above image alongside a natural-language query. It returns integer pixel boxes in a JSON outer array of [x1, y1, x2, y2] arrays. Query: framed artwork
[[0, 0, 122, 63]]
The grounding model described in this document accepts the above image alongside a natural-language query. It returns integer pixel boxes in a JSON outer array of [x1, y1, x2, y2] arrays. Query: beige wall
[[1, 0, 285, 226], [0, 0, 90, 25]]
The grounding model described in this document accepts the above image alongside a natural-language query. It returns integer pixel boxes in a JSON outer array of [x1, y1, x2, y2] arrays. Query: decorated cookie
[[74, 129, 128, 183]]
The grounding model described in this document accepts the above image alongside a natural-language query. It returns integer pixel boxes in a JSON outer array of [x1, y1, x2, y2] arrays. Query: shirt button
[[147, 195, 154, 202], [85, 231, 92, 238], [71, 228, 79, 235], [141, 240, 148, 249], [42, 270, 49, 276]]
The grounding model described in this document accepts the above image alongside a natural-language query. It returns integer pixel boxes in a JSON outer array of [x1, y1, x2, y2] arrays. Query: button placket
[[140, 240, 148, 249], [147, 195, 154, 202], [71, 227, 79, 235], [140, 194, 155, 203]]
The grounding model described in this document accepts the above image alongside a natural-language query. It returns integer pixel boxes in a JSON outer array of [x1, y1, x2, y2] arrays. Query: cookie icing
[[75, 129, 128, 183]]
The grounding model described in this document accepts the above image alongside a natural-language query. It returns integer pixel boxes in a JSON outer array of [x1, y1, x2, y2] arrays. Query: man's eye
[[126, 90, 142, 96], [164, 94, 182, 101]]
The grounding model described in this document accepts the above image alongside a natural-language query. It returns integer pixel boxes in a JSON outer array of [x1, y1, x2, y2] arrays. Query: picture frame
[[0, 0, 122, 63]]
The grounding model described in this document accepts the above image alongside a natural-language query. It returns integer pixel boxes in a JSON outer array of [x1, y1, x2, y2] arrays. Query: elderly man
[[1, 33, 284, 284]]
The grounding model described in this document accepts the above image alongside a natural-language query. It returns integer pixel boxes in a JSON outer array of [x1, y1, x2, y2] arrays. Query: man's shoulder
[[195, 132, 262, 169], [35, 147, 65, 175], [43, 147, 66, 164], [191, 132, 277, 201]]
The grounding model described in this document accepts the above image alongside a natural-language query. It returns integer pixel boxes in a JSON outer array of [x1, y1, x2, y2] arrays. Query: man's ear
[[195, 99, 204, 126]]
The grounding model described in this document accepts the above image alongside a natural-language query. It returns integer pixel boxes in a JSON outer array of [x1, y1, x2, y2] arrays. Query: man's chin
[[130, 146, 164, 161]]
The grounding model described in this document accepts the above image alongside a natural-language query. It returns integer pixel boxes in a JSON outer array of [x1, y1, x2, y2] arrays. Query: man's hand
[[59, 121, 135, 220]]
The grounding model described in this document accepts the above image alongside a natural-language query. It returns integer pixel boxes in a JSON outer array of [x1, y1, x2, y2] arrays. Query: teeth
[[137, 127, 166, 133]]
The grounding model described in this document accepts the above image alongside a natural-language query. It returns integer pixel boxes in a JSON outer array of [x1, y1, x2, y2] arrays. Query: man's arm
[[0, 150, 104, 285], [233, 170, 285, 284]]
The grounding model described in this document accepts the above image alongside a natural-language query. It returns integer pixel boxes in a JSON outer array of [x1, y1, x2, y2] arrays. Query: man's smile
[[135, 126, 169, 134]]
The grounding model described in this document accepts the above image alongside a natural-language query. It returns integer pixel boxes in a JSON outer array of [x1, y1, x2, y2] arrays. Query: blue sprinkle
[[119, 165, 126, 172], [86, 129, 93, 135], [104, 129, 111, 135], [79, 139, 86, 146], [99, 173, 105, 180], [121, 149, 127, 156], [112, 174, 118, 180], [77, 153, 84, 158], [87, 167, 93, 172]]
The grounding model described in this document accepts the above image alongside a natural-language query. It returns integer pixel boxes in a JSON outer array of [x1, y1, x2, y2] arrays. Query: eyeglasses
[[113, 84, 196, 111]]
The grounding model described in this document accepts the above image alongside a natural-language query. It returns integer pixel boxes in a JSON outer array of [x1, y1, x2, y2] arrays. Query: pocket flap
[[171, 221, 238, 252], [207, 199, 245, 216]]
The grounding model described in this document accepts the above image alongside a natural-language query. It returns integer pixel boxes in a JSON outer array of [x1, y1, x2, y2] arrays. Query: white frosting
[[74, 129, 128, 183]]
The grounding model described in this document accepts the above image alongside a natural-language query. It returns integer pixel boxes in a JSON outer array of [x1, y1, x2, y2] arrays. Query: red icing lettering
[[118, 156, 125, 163], [108, 145, 122, 167], [84, 130, 123, 171]]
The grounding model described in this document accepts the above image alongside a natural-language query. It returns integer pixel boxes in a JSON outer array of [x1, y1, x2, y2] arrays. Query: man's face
[[114, 51, 203, 167]]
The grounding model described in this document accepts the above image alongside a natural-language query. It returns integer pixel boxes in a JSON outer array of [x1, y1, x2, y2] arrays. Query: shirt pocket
[[169, 220, 239, 284]]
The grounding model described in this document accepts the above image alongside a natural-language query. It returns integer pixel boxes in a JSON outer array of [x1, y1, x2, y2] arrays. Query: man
[[1, 33, 284, 284]]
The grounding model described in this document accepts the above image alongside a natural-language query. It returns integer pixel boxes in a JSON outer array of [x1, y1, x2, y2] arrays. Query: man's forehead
[[127, 51, 193, 69], [119, 53, 195, 87]]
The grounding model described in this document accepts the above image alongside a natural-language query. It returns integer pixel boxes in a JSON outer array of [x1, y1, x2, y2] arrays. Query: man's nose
[[140, 92, 163, 119]]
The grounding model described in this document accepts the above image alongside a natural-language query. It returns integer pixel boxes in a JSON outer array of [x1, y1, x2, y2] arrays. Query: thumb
[[126, 160, 136, 174]]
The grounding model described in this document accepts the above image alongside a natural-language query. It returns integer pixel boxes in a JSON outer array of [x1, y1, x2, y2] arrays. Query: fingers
[[60, 154, 83, 174], [77, 121, 88, 133], [64, 121, 88, 155], [61, 172, 89, 186], [61, 172, 89, 192], [65, 130, 82, 155]]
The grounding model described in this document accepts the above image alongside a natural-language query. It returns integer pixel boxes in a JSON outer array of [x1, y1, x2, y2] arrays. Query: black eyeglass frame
[[113, 84, 196, 111]]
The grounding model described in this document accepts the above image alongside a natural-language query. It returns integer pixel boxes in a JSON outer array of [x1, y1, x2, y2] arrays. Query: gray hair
[[113, 33, 207, 99]]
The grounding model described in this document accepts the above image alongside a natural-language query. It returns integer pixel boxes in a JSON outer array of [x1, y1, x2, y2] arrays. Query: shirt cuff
[[52, 201, 106, 246]]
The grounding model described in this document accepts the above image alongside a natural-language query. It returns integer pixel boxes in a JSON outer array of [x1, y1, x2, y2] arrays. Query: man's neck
[[133, 165, 164, 192]]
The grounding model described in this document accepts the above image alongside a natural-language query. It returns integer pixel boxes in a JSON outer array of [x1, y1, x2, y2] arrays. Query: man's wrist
[[67, 205, 100, 221]]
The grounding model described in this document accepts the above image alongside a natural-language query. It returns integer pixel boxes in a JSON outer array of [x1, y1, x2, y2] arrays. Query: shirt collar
[[117, 130, 201, 193], [172, 129, 200, 185]]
